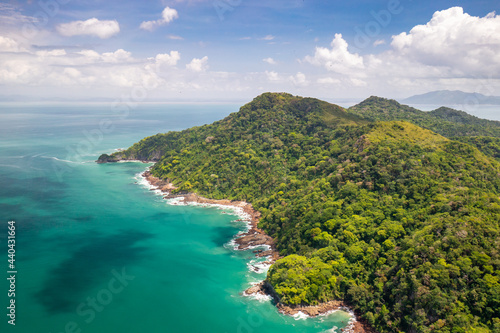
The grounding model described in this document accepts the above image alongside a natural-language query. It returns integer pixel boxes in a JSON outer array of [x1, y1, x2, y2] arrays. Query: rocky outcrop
[[96, 153, 120, 163], [96, 151, 162, 164]]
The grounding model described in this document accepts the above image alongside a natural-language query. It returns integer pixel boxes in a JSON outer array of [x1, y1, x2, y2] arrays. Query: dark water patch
[[0, 203, 23, 220], [73, 216, 94, 223], [0, 175, 66, 207], [210, 226, 240, 247], [147, 212, 178, 222], [35, 230, 152, 314]]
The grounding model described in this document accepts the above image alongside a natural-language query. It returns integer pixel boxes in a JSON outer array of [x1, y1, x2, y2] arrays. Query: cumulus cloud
[[373, 39, 386, 47], [305, 33, 364, 75], [140, 7, 179, 31], [390, 7, 500, 76], [3, 7, 500, 101], [57, 18, 120, 39], [289, 72, 308, 87], [0, 34, 250, 99], [0, 40, 176, 89], [0, 36, 24, 52], [101, 49, 133, 63], [186, 56, 208, 72], [304, 7, 500, 96], [263, 57, 277, 65], [265, 70, 279, 81], [154, 51, 181, 67]]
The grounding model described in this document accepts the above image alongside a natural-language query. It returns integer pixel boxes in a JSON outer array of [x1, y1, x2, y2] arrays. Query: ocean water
[[0, 103, 351, 333]]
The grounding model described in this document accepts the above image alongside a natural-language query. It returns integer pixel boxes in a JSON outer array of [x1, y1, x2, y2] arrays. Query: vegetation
[[98, 93, 500, 333], [347, 97, 500, 139], [453, 137, 500, 162]]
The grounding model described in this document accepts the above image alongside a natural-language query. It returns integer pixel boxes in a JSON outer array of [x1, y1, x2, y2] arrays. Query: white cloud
[[263, 57, 277, 65], [303, 7, 500, 97], [36, 49, 66, 57], [57, 18, 120, 39], [305, 33, 364, 75], [0, 58, 41, 84], [289, 72, 308, 87], [390, 7, 500, 76], [3, 7, 500, 101], [140, 7, 179, 31], [186, 56, 208, 72], [0, 36, 24, 52], [317, 77, 340, 85], [154, 51, 181, 67], [373, 39, 386, 47], [265, 70, 279, 81], [167, 34, 184, 40], [101, 49, 133, 63], [260, 35, 275, 41]]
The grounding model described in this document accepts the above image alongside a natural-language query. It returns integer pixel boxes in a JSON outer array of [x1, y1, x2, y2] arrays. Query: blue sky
[[1, 0, 499, 102]]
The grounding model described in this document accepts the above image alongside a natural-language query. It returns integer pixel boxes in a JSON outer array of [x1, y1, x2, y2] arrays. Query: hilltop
[[98, 93, 500, 333], [348, 96, 500, 162]]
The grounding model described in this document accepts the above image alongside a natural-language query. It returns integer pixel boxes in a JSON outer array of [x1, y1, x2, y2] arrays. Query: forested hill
[[348, 96, 500, 138], [98, 93, 500, 333]]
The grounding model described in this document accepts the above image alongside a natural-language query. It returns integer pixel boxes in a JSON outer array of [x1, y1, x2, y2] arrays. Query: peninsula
[[98, 93, 500, 333]]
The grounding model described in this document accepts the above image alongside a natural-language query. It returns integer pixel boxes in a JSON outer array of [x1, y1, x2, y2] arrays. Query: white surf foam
[[292, 311, 309, 320], [166, 197, 186, 205], [247, 259, 272, 274], [134, 171, 164, 196], [245, 291, 272, 302], [118, 160, 152, 163], [41, 156, 90, 164]]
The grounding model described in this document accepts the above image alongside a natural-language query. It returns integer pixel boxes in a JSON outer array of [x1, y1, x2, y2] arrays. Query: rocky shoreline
[[244, 281, 377, 333], [141, 169, 377, 333], [142, 170, 280, 261]]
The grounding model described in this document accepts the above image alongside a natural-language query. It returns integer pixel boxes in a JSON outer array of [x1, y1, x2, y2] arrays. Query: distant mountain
[[400, 90, 500, 105]]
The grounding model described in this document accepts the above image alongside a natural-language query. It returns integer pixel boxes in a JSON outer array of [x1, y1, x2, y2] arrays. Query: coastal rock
[[235, 233, 271, 250], [96, 153, 120, 163], [143, 171, 177, 191], [256, 250, 274, 258], [244, 283, 265, 296]]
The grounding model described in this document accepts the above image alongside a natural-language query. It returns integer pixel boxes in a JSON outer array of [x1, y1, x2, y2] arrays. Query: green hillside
[[98, 93, 500, 333], [348, 96, 500, 139]]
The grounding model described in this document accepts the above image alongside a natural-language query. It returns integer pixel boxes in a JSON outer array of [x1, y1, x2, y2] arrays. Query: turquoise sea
[[0, 103, 352, 333]]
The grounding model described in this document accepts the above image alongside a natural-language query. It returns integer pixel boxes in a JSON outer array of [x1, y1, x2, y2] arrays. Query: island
[[399, 90, 500, 106], [98, 93, 500, 333]]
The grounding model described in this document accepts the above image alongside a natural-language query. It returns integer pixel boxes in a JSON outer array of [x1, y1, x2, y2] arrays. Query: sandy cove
[[142, 169, 377, 333]]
